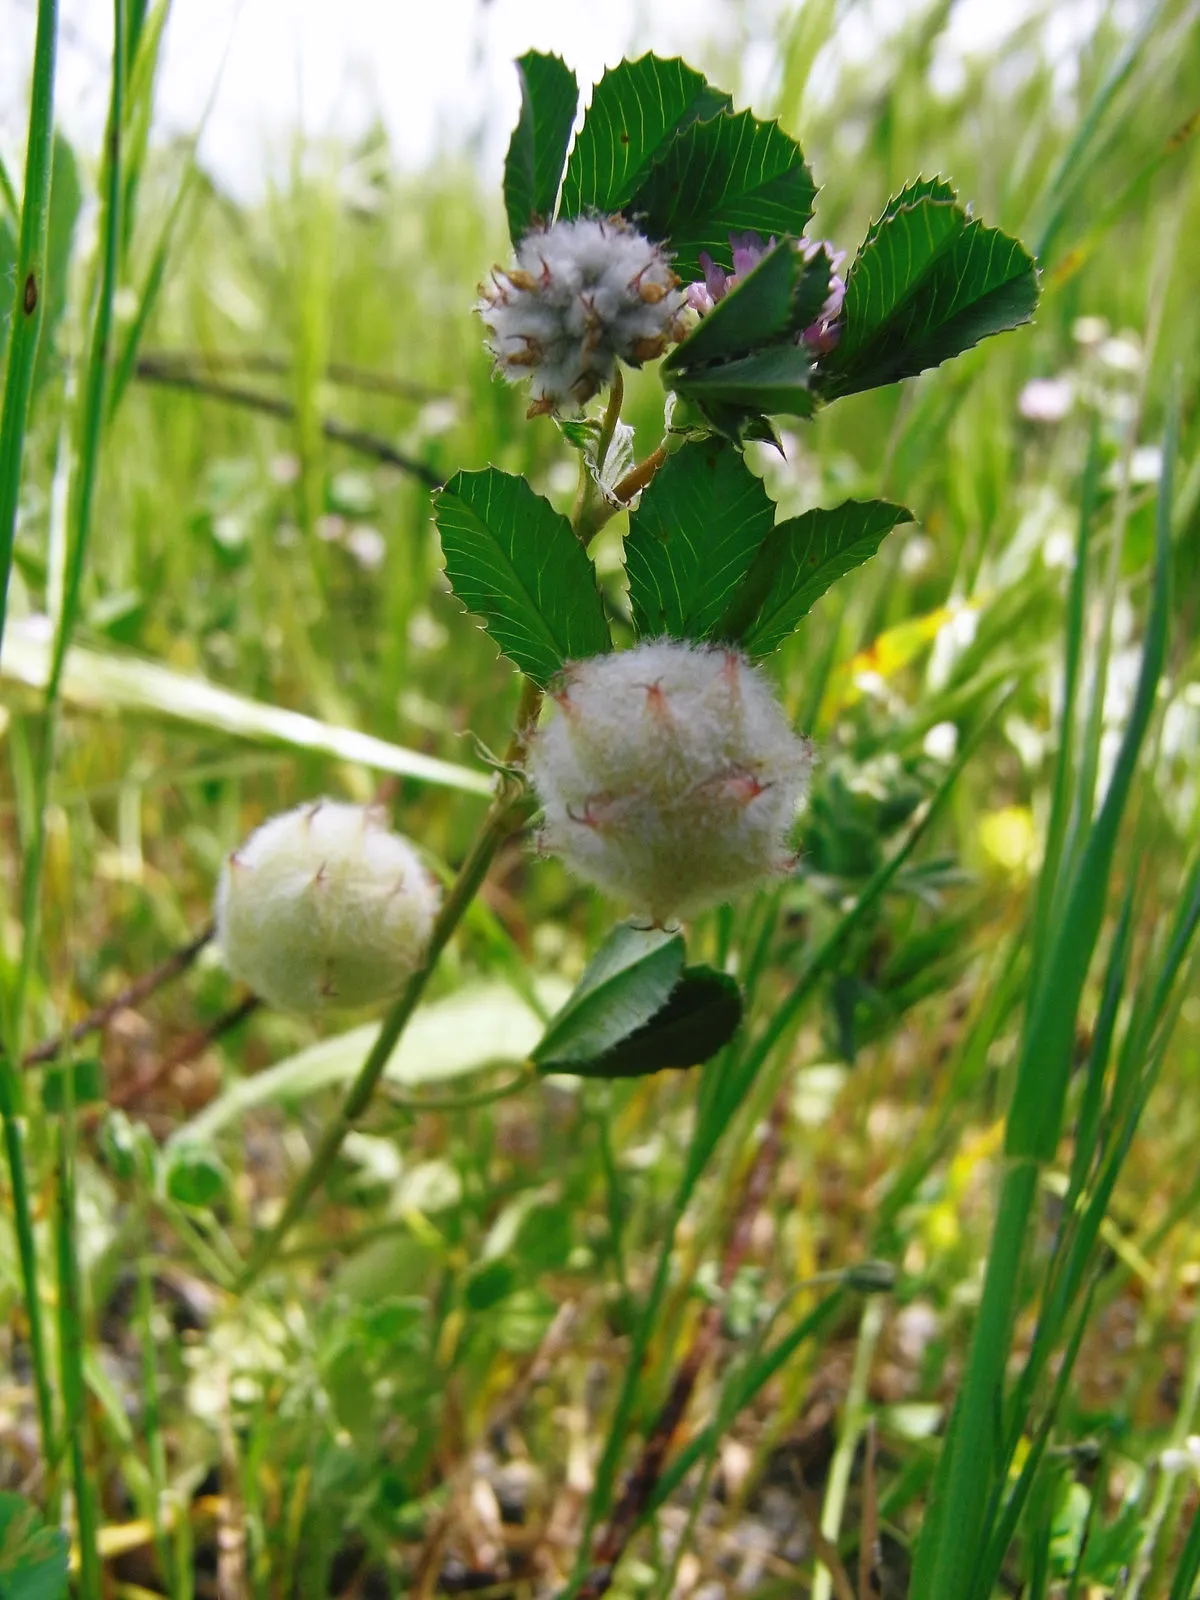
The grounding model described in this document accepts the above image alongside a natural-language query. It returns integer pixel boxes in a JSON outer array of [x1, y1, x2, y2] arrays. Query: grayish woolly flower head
[[526, 639, 813, 924], [478, 216, 686, 416], [214, 801, 440, 1013]]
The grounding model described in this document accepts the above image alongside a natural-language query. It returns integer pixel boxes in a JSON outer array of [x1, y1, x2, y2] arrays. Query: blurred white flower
[[1072, 315, 1109, 347], [900, 532, 937, 576], [1018, 376, 1074, 422], [1128, 444, 1163, 485], [1099, 335, 1142, 374], [922, 721, 959, 763], [346, 523, 387, 570], [1043, 528, 1075, 570]]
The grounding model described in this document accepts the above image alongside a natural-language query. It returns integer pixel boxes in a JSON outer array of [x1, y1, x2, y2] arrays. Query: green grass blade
[[0, 0, 60, 1478], [0, 618, 492, 796], [0, 0, 58, 653], [1006, 384, 1174, 1162]]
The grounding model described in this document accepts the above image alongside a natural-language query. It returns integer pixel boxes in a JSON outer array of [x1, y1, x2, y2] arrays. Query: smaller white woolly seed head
[[478, 216, 686, 415], [214, 801, 440, 1014], [526, 639, 813, 924]]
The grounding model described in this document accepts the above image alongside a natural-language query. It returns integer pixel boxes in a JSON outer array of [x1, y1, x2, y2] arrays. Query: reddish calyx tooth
[[720, 769, 771, 807], [567, 793, 622, 831], [640, 680, 672, 724], [551, 685, 580, 722]]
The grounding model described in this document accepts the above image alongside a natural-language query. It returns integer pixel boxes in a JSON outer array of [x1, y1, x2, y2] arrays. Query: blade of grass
[[914, 380, 1177, 1600], [0, 0, 60, 1474], [0, 0, 59, 653], [0, 617, 492, 796]]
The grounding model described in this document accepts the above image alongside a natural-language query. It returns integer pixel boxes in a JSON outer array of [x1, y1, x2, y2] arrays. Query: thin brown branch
[[859, 1419, 881, 1600], [132, 360, 442, 490], [137, 347, 445, 403], [107, 993, 260, 1111], [574, 1089, 789, 1600], [19, 925, 215, 1069]]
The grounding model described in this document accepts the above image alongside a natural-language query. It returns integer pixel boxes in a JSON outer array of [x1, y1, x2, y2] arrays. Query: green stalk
[[235, 679, 541, 1290], [812, 1296, 885, 1600], [136, 1237, 175, 1593], [55, 1101, 101, 1599], [0, 0, 58, 652], [0, 0, 60, 1474]]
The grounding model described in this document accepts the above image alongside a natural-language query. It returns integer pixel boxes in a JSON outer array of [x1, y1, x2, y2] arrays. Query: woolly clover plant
[[426, 51, 1038, 1078], [216, 49, 1038, 1291]]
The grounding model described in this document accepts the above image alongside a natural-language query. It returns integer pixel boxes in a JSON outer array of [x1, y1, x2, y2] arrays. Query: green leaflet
[[624, 438, 775, 641], [559, 54, 731, 217], [434, 468, 611, 685], [503, 52, 578, 243], [718, 499, 915, 656], [626, 109, 815, 279]]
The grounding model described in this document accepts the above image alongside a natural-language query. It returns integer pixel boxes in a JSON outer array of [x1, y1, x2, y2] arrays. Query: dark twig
[[137, 348, 445, 403], [573, 1089, 790, 1600], [859, 1419, 882, 1600], [132, 360, 442, 490], [107, 993, 260, 1111], [18, 926, 215, 1069]]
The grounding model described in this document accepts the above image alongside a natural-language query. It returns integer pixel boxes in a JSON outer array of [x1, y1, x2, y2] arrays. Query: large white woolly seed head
[[526, 640, 813, 924], [214, 801, 440, 1013], [478, 216, 686, 415]]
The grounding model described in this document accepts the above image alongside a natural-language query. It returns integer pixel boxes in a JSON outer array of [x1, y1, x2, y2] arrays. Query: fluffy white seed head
[[526, 640, 813, 924], [478, 216, 686, 416], [214, 801, 440, 1013]]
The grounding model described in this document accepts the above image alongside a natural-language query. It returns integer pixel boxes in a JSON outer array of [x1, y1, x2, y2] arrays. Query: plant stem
[[235, 678, 542, 1290], [56, 1102, 101, 1599], [812, 1296, 885, 1600], [0, 0, 59, 654]]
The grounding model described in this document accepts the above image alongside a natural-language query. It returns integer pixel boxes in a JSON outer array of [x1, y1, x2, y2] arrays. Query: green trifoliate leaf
[[562, 965, 743, 1078], [624, 438, 775, 640], [0, 1494, 69, 1600], [627, 109, 816, 279], [662, 242, 830, 434], [434, 468, 611, 685], [533, 923, 685, 1072], [718, 499, 914, 657], [559, 54, 731, 218], [819, 177, 1038, 399], [503, 52, 579, 244]]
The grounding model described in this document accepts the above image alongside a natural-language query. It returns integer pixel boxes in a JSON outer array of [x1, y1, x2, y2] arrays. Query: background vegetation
[[1, 0, 1199, 1595]]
